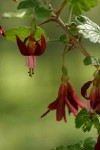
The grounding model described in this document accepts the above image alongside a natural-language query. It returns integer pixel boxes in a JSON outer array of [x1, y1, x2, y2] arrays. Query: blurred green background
[[0, 1, 100, 150]]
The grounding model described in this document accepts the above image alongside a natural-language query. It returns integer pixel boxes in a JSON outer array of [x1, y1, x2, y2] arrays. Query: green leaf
[[51, 145, 67, 150], [83, 56, 100, 66], [69, 0, 98, 15], [83, 137, 97, 150], [75, 109, 90, 128], [17, 0, 39, 9], [34, 27, 46, 40], [4, 26, 46, 42], [67, 143, 82, 150], [50, 137, 97, 150], [92, 114, 100, 129], [35, 7, 52, 19], [75, 109, 100, 132], [76, 16, 100, 43], [59, 34, 68, 43], [2, 9, 33, 19], [5, 27, 31, 42], [75, 109, 93, 132]]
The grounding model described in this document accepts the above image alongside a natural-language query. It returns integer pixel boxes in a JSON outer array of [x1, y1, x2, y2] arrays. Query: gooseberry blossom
[[81, 69, 100, 114], [41, 69, 86, 122], [16, 34, 46, 76]]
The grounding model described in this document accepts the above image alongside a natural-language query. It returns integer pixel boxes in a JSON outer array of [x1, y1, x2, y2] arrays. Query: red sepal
[[81, 81, 93, 99], [16, 35, 30, 56]]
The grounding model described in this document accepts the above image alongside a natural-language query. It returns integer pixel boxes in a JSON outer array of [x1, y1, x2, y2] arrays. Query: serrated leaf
[[51, 145, 67, 150], [75, 109, 100, 132], [5, 27, 31, 42], [35, 7, 52, 19], [69, 0, 98, 15], [83, 56, 100, 66], [82, 120, 93, 132], [75, 109, 90, 128], [75, 109, 93, 132], [17, 0, 39, 10], [83, 137, 97, 150], [76, 16, 100, 43]]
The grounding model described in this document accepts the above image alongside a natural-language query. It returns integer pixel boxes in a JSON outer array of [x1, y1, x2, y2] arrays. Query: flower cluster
[[41, 66, 86, 122]]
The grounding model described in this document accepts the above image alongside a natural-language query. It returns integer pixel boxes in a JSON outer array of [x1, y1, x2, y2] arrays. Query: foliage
[[4, 26, 45, 42], [51, 137, 97, 150], [76, 15, 100, 43], [0, 0, 100, 150], [17, 0, 52, 19], [75, 109, 100, 132], [83, 56, 100, 66], [69, 0, 98, 15]]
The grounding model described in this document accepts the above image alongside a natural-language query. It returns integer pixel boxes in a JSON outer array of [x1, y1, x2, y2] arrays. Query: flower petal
[[65, 97, 78, 116], [41, 35, 46, 50], [34, 35, 46, 56], [16, 35, 29, 56], [56, 96, 66, 122], [68, 82, 86, 108], [81, 80, 93, 99], [48, 99, 58, 110], [26, 56, 36, 68]]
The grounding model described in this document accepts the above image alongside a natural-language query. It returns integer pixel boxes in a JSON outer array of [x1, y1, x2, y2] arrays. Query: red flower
[[16, 34, 46, 56], [95, 135, 100, 150], [16, 34, 46, 76], [81, 69, 100, 113], [0, 26, 5, 36], [41, 81, 86, 122]]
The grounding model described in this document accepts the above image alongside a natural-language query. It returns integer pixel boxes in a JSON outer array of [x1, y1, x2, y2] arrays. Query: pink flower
[[0, 26, 5, 36], [16, 34, 46, 76], [81, 69, 100, 113], [41, 80, 86, 122], [26, 56, 36, 75]]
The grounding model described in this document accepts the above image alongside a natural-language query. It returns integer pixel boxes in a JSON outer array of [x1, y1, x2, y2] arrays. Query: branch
[[56, 1, 67, 17], [52, 16, 90, 57]]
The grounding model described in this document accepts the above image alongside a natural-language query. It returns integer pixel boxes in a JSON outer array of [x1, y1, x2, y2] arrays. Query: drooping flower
[[16, 34, 46, 76], [81, 69, 100, 114], [0, 26, 5, 36], [41, 66, 86, 122]]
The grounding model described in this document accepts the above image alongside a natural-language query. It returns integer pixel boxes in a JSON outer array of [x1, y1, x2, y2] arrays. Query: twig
[[56, 1, 67, 16], [52, 16, 90, 57]]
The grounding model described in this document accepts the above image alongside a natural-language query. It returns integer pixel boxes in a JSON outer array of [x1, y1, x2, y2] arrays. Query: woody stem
[[52, 16, 90, 57]]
